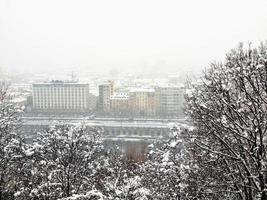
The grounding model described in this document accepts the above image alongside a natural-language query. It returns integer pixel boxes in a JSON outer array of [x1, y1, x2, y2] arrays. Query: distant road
[[22, 118, 186, 128], [22, 116, 187, 123]]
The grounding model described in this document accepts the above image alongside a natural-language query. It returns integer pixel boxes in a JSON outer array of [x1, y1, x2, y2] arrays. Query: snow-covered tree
[[186, 42, 267, 199], [59, 190, 105, 200], [141, 126, 196, 200], [99, 148, 147, 200], [0, 86, 25, 200], [24, 124, 105, 199]]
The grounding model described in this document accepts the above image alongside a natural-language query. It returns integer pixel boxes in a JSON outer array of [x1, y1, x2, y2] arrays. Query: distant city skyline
[[0, 0, 267, 74]]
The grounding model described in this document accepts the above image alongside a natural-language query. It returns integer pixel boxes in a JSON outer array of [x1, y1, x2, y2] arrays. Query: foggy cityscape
[[0, 0, 267, 199]]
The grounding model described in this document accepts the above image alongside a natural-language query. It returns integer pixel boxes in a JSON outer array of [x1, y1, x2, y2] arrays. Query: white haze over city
[[0, 0, 267, 74]]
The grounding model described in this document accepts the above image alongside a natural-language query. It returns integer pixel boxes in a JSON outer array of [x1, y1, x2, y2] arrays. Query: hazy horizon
[[0, 0, 267, 74]]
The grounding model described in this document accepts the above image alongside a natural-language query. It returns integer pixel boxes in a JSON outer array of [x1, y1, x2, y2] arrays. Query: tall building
[[88, 93, 97, 111], [98, 80, 114, 113], [129, 88, 155, 116], [32, 80, 90, 113], [155, 86, 185, 117]]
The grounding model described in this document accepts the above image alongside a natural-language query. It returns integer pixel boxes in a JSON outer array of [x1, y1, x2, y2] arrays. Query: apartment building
[[155, 86, 185, 117], [110, 92, 129, 114], [129, 88, 155, 116]]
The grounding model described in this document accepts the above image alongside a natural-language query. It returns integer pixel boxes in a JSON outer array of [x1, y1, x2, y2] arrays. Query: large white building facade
[[32, 81, 90, 113]]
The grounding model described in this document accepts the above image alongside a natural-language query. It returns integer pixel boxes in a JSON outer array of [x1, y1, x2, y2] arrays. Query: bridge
[[21, 117, 189, 153], [21, 117, 188, 141]]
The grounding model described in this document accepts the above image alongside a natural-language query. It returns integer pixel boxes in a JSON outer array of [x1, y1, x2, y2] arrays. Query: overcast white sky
[[0, 0, 267, 74]]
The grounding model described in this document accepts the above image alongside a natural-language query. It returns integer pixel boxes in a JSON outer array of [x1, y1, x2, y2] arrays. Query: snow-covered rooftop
[[154, 83, 185, 88], [129, 88, 155, 93]]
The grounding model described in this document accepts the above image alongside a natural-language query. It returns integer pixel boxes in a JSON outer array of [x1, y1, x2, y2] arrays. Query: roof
[[129, 88, 155, 93], [33, 82, 89, 87], [154, 83, 185, 89]]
